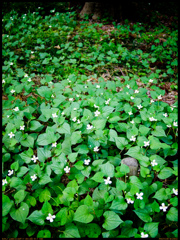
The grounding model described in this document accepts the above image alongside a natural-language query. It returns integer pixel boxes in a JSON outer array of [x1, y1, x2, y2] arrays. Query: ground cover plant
[[2, 4, 178, 238]]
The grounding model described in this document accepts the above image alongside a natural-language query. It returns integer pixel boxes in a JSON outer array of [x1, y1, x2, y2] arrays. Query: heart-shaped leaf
[[10, 202, 29, 224]]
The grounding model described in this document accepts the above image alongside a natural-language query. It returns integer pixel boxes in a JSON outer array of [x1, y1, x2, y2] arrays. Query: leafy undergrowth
[[2, 6, 178, 238]]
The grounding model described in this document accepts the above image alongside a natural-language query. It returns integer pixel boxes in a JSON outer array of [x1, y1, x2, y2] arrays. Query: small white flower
[[87, 124, 93, 130], [149, 79, 153, 83], [61, 112, 65, 115], [158, 95, 162, 100], [104, 177, 112, 185], [170, 106, 174, 111], [167, 125, 171, 128], [7, 115, 10, 118], [2, 179, 8, 186], [27, 78, 31, 82], [105, 98, 111, 105], [69, 98, 74, 101], [31, 155, 38, 163], [126, 84, 130, 88], [130, 136, 136, 142], [126, 198, 134, 204], [20, 125, 25, 130], [173, 188, 178, 195], [8, 170, 14, 176], [46, 213, 56, 222], [52, 142, 57, 147], [130, 96, 134, 100], [51, 94, 54, 98], [163, 113, 168, 117], [149, 117, 157, 121], [85, 85, 88, 88], [101, 92, 103, 95], [49, 25, 52, 28], [126, 92, 129, 95], [72, 117, 77, 122], [31, 51, 34, 54], [13, 107, 19, 111], [130, 120, 134, 124], [141, 232, 149, 238], [128, 111, 133, 115], [94, 104, 99, 109], [151, 159, 158, 167], [30, 174, 37, 181], [76, 94, 79, 97], [52, 113, 58, 118], [10, 89, 15, 93], [144, 141, 150, 147], [84, 159, 91, 165], [24, 74, 28, 77], [137, 104, 143, 109], [173, 121, 178, 127], [2, 79, 5, 83], [73, 108, 77, 110], [134, 89, 139, 93], [10, 62, 13, 65], [150, 99, 154, 103], [136, 192, 143, 200], [77, 119, 81, 124], [94, 110, 100, 117], [8, 132, 15, 138], [94, 146, 99, 152], [64, 166, 70, 173], [96, 85, 100, 88], [159, 203, 168, 212]]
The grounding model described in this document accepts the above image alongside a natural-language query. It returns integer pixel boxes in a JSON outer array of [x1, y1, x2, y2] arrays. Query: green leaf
[[126, 146, 149, 167], [151, 126, 166, 137], [91, 172, 104, 183], [115, 164, 130, 178], [71, 131, 81, 145], [115, 137, 128, 150], [2, 194, 13, 216], [144, 222, 159, 238], [121, 220, 138, 238], [84, 195, 94, 206], [37, 132, 60, 146], [37, 230, 51, 238], [109, 129, 118, 142], [110, 196, 128, 210], [166, 207, 178, 222], [85, 223, 101, 238], [139, 125, 150, 136], [14, 190, 27, 204], [39, 187, 51, 202], [57, 122, 71, 134], [10, 202, 29, 224], [19, 148, 33, 164], [99, 162, 114, 177], [92, 119, 107, 130], [20, 135, 34, 148], [73, 205, 94, 223], [153, 188, 171, 201], [102, 211, 123, 230], [133, 208, 152, 222], [39, 174, 52, 185], [17, 166, 29, 177], [37, 147, 51, 163], [60, 223, 81, 238], [158, 167, 173, 179], [28, 210, 45, 225], [116, 179, 127, 191], [68, 152, 78, 163], [56, 207, 68, 225], [29, 120, 44, 131], [41, 200, 53, 215]]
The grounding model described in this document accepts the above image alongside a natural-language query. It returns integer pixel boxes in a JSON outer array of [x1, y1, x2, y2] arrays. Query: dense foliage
[[2, 5, 178, 238]]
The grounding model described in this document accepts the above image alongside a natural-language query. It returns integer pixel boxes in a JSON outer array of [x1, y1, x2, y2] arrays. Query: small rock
[[119, 157, 139, 181]]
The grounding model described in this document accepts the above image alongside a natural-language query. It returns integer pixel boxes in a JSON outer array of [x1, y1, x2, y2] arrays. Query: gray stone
[[119, 157, 139, 182]]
